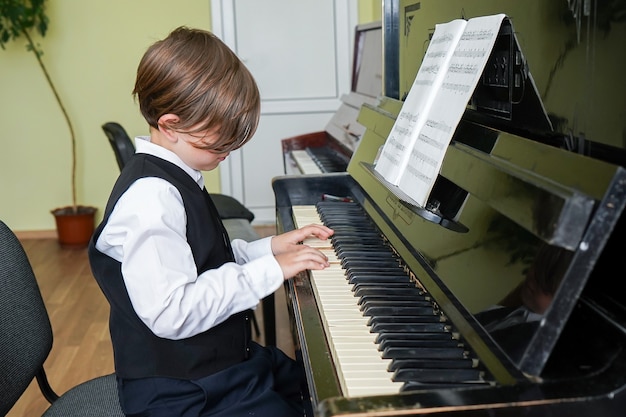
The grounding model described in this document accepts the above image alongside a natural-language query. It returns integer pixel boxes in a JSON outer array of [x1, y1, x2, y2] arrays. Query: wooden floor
[[7, 224, 294, 417]]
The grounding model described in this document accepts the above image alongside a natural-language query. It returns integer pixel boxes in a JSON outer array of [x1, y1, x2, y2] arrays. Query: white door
[[211, 0, 358, 223]]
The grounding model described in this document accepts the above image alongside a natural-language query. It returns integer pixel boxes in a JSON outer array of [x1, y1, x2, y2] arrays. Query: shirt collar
[[135, 136, 205, 189]]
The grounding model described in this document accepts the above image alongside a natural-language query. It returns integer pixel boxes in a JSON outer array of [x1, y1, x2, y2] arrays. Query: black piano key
[[375, 332, 455, 344], [353, 282, 419, 292], [388, 358, 476, 372], [358, 294, 423, 305], [330, 229, 380, 235], [378, 338, 462, 351], [393, 368, 484, 383], [334, 237, 390, 243], [342, 259, 399, 267], [370, 321, 450, 333], [374, 330, 450, 344], [342, 260, 402, 270], [334, 238, 392, 245], [400, 381, 485, 392], [336, 242, 394, 249], [307, 147, 349, 172], [336, 239, 382, 247], [348, 274, 411, 285], [329, 231, 381, 238], [354, 287, 426, 298], [382, 346, 468, 360], [330, 231, 376, 238], [342, 262, 401, 271], [369, 316, 444, 329], [361, 300, 433, 309], [326, 216, 376, 223], [348, 272, 410, 281], [362, 305, 439, 317], [338, 251, 397, 259], [354, 286, 424, 295]]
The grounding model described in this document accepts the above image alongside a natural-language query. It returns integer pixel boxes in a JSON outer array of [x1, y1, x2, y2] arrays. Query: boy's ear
[[157, 114, 180, 142]]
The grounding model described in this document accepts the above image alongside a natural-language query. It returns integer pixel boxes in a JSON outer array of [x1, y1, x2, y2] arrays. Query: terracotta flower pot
[[51, 205, 98, 249]]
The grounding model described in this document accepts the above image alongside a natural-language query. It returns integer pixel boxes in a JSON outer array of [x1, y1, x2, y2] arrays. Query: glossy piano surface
[[273, 90, 626, 417], [273, 148, 626, 416], [271, 1, 626, 415]]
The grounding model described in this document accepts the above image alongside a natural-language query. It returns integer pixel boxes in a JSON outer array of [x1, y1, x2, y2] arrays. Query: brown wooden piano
[[271, 3, 626, 416]]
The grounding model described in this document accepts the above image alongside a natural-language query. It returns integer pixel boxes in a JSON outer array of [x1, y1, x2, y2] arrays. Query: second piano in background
[[282, 21, 382, 175]]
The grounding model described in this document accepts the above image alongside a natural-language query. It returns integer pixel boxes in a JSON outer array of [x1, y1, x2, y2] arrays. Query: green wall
[[1, 0, 381, 233], [1, 1, 212, 233]]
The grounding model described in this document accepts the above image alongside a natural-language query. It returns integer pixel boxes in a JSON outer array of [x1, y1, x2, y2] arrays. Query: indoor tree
[[0, 0, 96, 247]]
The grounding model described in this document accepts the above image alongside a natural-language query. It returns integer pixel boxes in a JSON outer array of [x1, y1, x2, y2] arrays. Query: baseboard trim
[[15, 230, 57, 240]]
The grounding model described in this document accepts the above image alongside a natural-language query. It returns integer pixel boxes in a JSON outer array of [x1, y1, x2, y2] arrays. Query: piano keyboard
[[292, 202, 489, 398], [291, 150, 323, 174], [290, 148, 349, 174]]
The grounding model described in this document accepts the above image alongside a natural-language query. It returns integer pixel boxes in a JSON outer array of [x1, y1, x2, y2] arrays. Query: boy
[[88, 26, 334, 417], [475, 244, 573, 361]]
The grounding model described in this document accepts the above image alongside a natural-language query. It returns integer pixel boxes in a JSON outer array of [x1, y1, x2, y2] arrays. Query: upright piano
[[282, 21, 383, 176], [272, 3, 626, 416]]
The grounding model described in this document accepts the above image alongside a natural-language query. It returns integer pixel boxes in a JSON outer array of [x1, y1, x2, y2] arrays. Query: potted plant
[[0, 0, 96, 248]]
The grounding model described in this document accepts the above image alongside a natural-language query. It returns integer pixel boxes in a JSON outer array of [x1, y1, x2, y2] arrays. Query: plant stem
[[22, 28, 77, 212]]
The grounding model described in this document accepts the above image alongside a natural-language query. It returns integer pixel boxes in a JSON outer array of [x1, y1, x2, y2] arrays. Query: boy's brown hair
[[133, 26, 260, 153]]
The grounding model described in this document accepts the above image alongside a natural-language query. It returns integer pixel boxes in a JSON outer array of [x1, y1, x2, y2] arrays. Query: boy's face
[[155, 115, 230, 172], [520, 269, 553, 315], [176, 131, 230, 172]]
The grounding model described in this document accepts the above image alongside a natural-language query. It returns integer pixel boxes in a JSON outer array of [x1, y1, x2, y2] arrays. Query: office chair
[[102, 122, 135, 172], [0, 220, 124, 417]]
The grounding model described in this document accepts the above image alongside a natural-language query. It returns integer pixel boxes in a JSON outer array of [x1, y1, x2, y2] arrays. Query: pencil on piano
[[322, 193, 353, 202]]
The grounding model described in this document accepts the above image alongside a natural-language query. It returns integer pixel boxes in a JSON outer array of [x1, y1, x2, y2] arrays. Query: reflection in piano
[[272, 4, 626, 416]]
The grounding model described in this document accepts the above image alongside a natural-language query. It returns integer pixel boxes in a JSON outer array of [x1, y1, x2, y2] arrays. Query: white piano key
[[292, 204, 404, 398], [291, 150, 323, 174]]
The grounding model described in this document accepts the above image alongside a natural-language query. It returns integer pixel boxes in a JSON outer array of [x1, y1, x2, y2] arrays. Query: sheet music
[[374, 19, 467, 185], [375, 14, 506, 207]]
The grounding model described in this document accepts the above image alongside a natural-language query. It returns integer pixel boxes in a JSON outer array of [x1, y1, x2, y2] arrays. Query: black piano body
[[274, 124, 626, 415], [274, 108, 626, 416], [272, 1, 626, 415]]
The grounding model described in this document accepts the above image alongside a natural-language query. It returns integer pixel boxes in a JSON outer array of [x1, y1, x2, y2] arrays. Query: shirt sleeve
[[95, 177, 284, 340], [231, 236, 274, 264]]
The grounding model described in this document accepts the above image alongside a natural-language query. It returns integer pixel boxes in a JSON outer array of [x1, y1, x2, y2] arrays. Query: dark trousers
[[117, 342, 307, 417]]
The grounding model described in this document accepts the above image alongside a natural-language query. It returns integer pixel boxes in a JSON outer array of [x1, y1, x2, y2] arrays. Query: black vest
[[88, 154, 251, 380]]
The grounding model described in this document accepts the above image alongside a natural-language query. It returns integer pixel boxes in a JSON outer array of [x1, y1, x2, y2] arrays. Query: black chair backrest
[[102, 122, 136, 170], [0, 220, 54, 415]]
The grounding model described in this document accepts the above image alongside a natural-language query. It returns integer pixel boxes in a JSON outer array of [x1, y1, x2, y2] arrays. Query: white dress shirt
[[95, 136, 284, 340]]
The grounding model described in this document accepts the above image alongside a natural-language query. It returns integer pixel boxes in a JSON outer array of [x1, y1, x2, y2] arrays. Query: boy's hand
[[274, 245, 331, 280], [271, 224, 334, 280], [271, 224, 334, 255]]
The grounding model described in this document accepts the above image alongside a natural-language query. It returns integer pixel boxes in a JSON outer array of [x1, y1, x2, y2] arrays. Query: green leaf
[[0, 0, 48, 49]]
